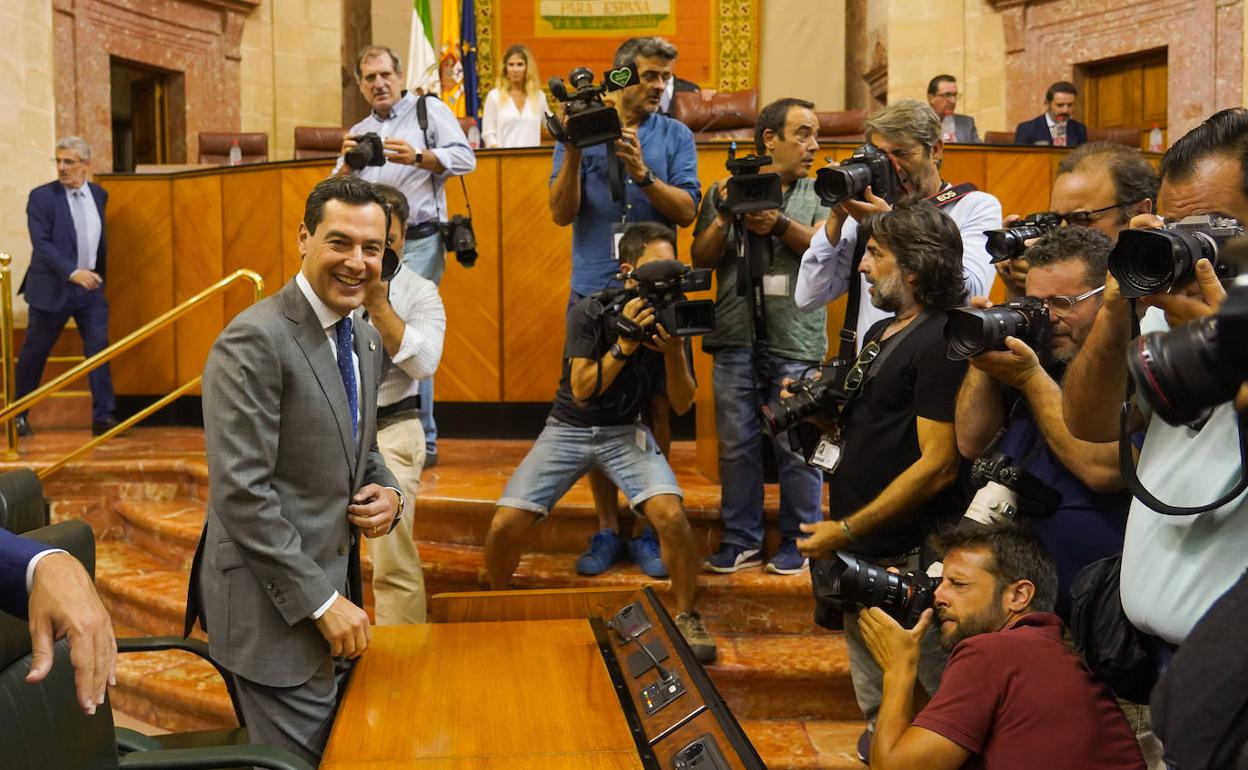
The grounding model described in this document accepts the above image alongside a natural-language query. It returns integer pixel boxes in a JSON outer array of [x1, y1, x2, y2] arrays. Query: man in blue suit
[[1015, 82, 1088, 148], [15, 136, 118, 437]]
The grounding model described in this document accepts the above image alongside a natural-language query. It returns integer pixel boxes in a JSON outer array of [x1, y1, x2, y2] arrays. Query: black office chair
[[0, 468, 48, 534], [1, 519, 312, 770]]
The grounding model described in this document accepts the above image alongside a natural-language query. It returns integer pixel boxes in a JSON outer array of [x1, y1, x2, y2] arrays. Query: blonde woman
[[482, 45, 549, 148]]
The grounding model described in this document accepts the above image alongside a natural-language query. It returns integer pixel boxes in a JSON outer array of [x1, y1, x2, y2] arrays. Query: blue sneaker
[[703, 543, 763, 573], [628, 529, 668, 578], [576, 529, 624, 576], [765, 541, 809, 575]]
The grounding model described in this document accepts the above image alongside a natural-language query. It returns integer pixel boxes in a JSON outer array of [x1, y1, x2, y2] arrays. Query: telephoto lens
[[944, 297, 1051, 360], [1109, 215, 1243, 298], [810, 552, 939, 629], [984, 213, 1062, 263]]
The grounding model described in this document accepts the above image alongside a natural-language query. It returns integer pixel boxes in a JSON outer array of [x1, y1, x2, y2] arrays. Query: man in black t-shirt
[[483, 223, 715, 662], [791, 202, 969, 759]]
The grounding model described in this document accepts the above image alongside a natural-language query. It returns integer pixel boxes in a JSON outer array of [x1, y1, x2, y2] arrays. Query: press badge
[[762, 274, 790, 297], [611, 222, 629, 261], [809, 435, 844, 473]]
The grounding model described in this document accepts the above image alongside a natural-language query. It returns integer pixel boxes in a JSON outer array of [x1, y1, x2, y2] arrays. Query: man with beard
[[858, 524, 1145, 770], [954, 227, 1127, 621]]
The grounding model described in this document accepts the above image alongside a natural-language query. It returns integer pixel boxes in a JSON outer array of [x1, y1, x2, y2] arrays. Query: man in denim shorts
[[483, 223, 714, 662]]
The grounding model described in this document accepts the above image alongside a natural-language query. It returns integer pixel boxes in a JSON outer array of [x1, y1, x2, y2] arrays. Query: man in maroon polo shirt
[[857, 523, 1145, 770]]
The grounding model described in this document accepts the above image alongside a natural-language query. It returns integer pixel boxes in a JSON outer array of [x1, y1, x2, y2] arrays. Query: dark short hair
[[1160, 108, 1248, 200], [613, 36, 678, 69], [1057, 142, 1160, 215], [1045, 81, 1077, 103], [859, 201, 968, 312], [618, 221, 677, 264], [371, 184, 409, 231], [356, 45, 402, 79], [932, 523, 1059, 614], [303, 176, 391, 237], [1025, 227, 1112, 288], [927, 74, 957, 97], [754, 97, 816, 154]]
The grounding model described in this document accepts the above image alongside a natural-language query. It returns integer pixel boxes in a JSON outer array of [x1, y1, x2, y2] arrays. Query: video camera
[[591, 259, 716, 342], [813, 143, 902, 207], [810, 451, 1058, 630], [544, 64, 640, 149], [1109, 215, 1244, 298], [718, 144, 783, 216], [344, 132, 386, 171], [945, 297, 1052, 361], [984, 212, 1063, 263]]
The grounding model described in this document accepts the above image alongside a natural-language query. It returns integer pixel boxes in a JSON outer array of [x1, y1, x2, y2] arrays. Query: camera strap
[[417, 95, 475, 225]]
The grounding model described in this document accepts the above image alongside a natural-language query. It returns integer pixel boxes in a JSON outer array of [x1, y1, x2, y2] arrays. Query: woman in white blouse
[[481, 45, 549, 149]]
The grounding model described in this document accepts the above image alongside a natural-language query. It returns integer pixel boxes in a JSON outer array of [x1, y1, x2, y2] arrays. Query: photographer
[[336, 44, 476, 466], [689, 98, 828, 575], [793, 203, 969, 762], [859, 524, 1144, 770], [954, 228, 1128, 620], [483, 223, 715, 663], [1062, 108, 1248, 650], [794, 100, 1001, 347]]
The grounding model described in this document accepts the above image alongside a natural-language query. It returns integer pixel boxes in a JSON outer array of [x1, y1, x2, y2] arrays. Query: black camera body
[[813, 143, 902, 207], [759, 360, 851, 436], [592, 259, 715, 342], [544, 64, 640, 149], [721, 145, 783, 216], [442, 214, 478, 268], [344, 132, 386, 171], [984, 212, 1063, 263], [811, 552, 939, 630], [967, 452, 1061, 523], [1110, 215, 1244, 298], [945, 296, 1052, 361]]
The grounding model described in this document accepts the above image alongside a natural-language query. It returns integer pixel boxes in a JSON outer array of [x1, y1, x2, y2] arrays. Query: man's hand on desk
[[315, 594, 371, 659]]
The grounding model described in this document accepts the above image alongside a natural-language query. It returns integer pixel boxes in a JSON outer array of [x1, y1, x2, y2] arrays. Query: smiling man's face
[[299, 199, 387, 317]]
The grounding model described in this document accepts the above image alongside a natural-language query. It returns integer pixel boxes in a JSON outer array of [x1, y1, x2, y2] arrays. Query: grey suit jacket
[[192, 278, 397, 687], [953, 114, 980, 144]]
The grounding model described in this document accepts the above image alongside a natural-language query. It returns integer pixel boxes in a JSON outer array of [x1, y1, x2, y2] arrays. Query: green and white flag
[[406, 0, 438, 93]]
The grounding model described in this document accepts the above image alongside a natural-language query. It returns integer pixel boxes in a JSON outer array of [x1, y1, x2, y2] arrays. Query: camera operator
[[795, 100, 1001, 347], [1062, 108, 1248, 652], [793, 202, 969, 762], [859, 523, 1144, 770], [995, 142, 1158, 296], [689, 98, 828, 574], [335, 44, 476, 467], [954, 228, 1128, 620], [483, 223, 715, 663]]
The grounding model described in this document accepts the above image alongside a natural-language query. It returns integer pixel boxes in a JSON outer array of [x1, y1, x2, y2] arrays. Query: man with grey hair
[[15, 136, 118, 437], [795, 99, 1001, 348]]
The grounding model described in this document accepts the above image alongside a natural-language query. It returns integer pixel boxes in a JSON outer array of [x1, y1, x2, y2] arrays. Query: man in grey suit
[[185, 176, 402, 765], [928, 75, 980, 144]]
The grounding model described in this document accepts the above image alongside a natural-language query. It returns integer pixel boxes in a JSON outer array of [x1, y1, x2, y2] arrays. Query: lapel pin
[[369, 341, 376, 351]]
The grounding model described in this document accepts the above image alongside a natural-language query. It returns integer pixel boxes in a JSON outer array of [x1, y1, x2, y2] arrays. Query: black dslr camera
[[759, 360, 851, 435], [945, 296, 1052, 361], [719, 144, 783, 216], [1109, 214, 1244, 298], [591, 259, 715, 342], [442, 214, 478, 268], [544, 64, 640, 149], [984, 212, 1063, 263], [344, 132, 386, 171], [813, 143, 902, 207], [811, 553, 939, 630]]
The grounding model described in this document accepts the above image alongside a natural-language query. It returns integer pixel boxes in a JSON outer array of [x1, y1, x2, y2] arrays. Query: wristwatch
[[610, 342, 632, 361], [636, 170, 657, 188], [414, 151, 424, 166]]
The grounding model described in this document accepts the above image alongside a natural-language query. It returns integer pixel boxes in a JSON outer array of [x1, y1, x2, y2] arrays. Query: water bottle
[[1149, 126, 1164, 153], [228, 140, 242, 166], [467, 124, 481, 150]]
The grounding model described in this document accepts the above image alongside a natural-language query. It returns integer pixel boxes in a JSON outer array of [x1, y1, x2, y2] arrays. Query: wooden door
[[131, 76, 170, 165], [1082, 49, 1168, 150]]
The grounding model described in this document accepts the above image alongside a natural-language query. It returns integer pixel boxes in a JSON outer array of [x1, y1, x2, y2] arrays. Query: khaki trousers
[[370, 414, 428, 625]]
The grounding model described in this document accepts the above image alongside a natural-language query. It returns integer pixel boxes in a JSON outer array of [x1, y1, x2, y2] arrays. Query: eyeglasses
[[1052, 203, 1123, 228], [1041, 285, 1104, 314], [843, 341, 881, 393], [54, 158, 82, 167]]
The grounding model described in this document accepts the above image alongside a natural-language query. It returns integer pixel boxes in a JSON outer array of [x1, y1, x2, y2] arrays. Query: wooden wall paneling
[[1142, 60, 1168, 126], [102, 177, 176, 394], [280, 165, 334, 282], [221, 169, 285, 324], [942, 148, 988, 192], [171, 174, 224, 392], [986, 152, 1053, 226], [440, 155, 502, 401], [500, 152, 574, 402]]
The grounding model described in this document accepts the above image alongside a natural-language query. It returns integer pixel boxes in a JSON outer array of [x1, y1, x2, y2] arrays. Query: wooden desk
[[321, 620, 644, 769]]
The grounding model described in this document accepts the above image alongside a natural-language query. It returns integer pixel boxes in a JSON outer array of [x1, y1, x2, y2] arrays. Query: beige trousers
[[370, 414, 428, 625]]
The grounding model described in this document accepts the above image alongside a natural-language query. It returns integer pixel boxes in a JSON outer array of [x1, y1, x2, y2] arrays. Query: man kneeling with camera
[[859, 523, 1144, 770], [483, 222, 715, 662]]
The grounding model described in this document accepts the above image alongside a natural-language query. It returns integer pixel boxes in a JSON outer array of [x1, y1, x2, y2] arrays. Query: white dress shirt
[[481, 89, 549, 149], [65, 184, 102, 271], [363, 264, 446, 407], [795, 188, 1003, 347]]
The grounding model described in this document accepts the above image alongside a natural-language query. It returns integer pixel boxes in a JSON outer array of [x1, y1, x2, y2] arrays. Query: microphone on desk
[[609, 618, 675, 683]]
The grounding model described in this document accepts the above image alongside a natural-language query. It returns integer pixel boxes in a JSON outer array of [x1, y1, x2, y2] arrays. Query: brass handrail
[[1, 255, 18, 460], [1, 268, 265, 468]]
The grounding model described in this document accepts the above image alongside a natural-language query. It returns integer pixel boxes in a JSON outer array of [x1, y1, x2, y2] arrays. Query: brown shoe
[[674, 610, 717, 664]]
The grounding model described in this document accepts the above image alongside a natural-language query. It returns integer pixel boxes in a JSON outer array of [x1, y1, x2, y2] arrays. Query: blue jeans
[[712, 347, 823, 549], [402, 232, 445, 453]]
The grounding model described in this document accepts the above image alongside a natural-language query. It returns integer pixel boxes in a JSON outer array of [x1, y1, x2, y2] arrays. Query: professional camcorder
[[945, 297, 1052, 361], [718, 144, 783, 216], [1109, 215, 1244, 298], [810, 451, 1057, 630], [544, 64, 640, 149], [1128, 247, 1248, 426], [591, 259, 715, 342], [984, 212, 1063, 263], [813, 143, 902, 207], [344, 132, 386, 171], [759, 360, 851, 436]]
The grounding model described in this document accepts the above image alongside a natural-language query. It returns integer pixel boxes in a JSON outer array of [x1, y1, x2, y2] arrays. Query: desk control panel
[[640, 672, 686, 715]]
